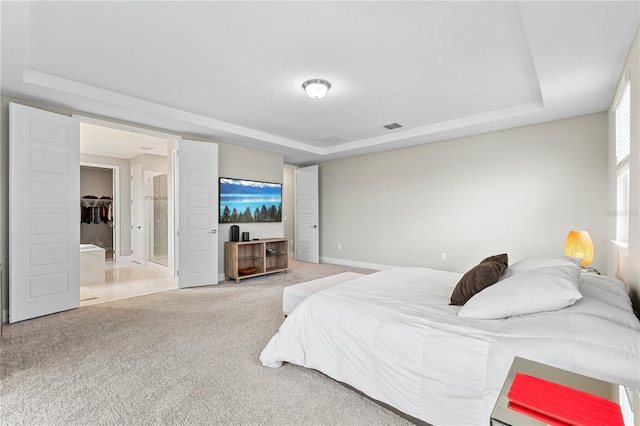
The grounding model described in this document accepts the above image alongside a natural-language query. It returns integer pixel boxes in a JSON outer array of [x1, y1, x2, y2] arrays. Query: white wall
[[320, 113, 608, 273], [608, 29, 640, 310], [131, 153, 168, 173]]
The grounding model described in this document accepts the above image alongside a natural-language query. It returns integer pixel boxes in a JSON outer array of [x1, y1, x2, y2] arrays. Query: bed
[[260, 256, 640, 425]]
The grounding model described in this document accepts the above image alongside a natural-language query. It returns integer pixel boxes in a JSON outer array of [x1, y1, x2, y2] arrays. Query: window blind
[[616, 83, 631, 165]]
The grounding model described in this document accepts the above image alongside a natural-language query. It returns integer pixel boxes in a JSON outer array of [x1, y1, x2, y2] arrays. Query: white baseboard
[[319, 257, 397, 271], [2, 309, 9, 324], [116, 255, 132, 262]]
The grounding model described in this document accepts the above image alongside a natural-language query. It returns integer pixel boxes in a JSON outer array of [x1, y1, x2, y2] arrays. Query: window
[[615, 82, 631, 243], [616, 166, 629, 242], [616, 82, 631, 165]]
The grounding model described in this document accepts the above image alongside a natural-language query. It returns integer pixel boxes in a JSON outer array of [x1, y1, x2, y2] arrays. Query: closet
[[80, 166, 115, 259]]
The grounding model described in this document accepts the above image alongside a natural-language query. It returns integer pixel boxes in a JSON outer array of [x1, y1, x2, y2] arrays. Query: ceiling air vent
[[383, 122, 403, 130], [317, 135, 348, 144]]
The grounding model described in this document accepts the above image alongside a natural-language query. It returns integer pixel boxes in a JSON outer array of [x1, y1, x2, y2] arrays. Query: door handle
[[310, 225, 317, 228], [136, 226, 141, 229], [207, 229, 217, 234]]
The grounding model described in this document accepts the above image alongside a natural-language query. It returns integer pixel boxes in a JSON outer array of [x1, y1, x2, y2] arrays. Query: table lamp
[[565, 230, 594, 267]]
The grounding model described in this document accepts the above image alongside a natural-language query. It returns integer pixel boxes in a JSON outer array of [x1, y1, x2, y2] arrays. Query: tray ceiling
[[2, 1, 638, 165]]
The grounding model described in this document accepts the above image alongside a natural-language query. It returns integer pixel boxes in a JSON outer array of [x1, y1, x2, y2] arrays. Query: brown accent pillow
[[450, 253, 508, 306], [479, 254, 508, 269]]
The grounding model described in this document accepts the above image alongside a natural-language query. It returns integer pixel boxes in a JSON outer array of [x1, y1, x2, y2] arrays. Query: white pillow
[[580, 274, 630, 298], [579, 275, 633, 312], [501, 255, 582, 280], [458, 265, 582, 319]]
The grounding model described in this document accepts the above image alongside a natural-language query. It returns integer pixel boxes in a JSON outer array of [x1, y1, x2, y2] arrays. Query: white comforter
[[260, 268, 640, 425]]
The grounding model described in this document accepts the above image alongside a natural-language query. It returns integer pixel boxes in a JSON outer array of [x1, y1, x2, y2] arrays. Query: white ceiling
[[80, 122, 170, 160], [2, 1, 639, 165]]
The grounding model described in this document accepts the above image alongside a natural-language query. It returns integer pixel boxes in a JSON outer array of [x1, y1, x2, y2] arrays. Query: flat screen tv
[[219, 177, 282, 223]]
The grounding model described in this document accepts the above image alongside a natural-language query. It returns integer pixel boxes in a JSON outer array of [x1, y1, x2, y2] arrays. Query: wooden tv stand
[[225, 238, 288, 283]]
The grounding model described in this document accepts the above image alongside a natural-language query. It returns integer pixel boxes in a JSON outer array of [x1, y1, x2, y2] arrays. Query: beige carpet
[[0, 260, 412, 425]]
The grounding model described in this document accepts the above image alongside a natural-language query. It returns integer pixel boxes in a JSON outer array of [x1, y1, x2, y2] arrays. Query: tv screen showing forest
[[219, 177, 282, 223]]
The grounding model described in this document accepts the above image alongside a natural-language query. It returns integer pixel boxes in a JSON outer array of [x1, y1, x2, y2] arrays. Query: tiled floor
[[80, 260, 175, 307]]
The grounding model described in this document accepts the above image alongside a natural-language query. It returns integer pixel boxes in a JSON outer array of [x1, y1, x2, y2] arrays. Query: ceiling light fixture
[[302, 79, 331, 99]]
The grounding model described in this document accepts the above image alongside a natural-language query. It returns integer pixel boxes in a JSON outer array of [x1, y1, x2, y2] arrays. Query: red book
[[507, 373, 624, 426]]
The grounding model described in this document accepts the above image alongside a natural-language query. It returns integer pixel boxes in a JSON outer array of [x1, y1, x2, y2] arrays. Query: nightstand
[[581, 267, 601, 275], [490, 357, 638, 426]]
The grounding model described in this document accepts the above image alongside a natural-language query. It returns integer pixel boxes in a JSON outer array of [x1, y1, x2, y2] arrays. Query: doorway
[[8, 103, 219, 322], [147, 172, 169, 267], [295, 165, 319, 263], [78, 119, 176, 306], [80, 165, 116, 260]]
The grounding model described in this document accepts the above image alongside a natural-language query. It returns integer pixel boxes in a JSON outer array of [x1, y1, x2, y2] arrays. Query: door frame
[[73, 114, 180, 269], [144, 170, 170, 272], [130, 163, 144, 264], [80, 162, 120, 262], [7, 105, 221, 321], [295, 165, 319, 263]]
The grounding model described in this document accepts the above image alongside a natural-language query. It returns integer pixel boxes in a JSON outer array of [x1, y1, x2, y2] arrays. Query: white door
[[9, 103, 80, 323], [296, 165, 319, 263], [131, 164, 143, 264], [177, 140, 218, 288]]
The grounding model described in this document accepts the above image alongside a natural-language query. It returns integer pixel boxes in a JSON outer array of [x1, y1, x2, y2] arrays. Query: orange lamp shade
[[565, 230, 594, 267]]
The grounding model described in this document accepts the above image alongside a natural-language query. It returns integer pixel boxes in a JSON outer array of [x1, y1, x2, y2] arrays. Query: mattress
[[260, 267, 640, 425], [282, 272, 365, 315]]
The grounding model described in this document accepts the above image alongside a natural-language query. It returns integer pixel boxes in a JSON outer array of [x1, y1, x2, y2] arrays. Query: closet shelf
[[81, 198, 113, 207]]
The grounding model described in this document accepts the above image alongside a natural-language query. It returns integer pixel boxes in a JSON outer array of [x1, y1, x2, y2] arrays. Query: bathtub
[[80, 244, 105, 285]]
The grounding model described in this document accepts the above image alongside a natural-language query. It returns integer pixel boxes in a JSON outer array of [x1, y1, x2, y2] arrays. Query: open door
[[9, 103, 80, 323], [130, 163, 144, 264], [295, 165, 319, 263], [176, 140, 218, 288]]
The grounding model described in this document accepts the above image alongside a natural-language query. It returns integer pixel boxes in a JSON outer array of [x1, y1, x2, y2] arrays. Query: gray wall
[[217, 143, 284, 279], [0, 94, 611, 320], [319, 113, 609, 273]]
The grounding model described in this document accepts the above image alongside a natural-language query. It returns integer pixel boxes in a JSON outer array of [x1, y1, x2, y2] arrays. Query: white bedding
[[260, 267, 640, 425]]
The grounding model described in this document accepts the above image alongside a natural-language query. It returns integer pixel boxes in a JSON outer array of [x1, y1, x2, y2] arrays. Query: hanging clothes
[[99, 196, 112, 223], [81, 195, 98, 224], [81, 195, 113, 225]]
